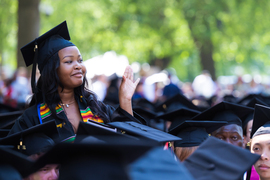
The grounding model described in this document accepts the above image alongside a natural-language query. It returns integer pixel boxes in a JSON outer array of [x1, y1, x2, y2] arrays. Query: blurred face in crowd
[[251, 134, 270, 180], [24, 153, 59, 180], [243, 120, 253, 146], [57, 46, 86, 89], [26, 164, 59, 180], [174, 146, 198, 162], [211, 124, 244, 148]]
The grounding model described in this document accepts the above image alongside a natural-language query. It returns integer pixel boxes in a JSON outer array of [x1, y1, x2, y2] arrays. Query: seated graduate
[[0, 147, 34, 180], [192, 101, 254, 148], [183, 136, 260, 180], [0, 121, 60, 180], [249, 104, 270, 180], [31, 134, 159, 180], [240, 97, 268, 148], [8, 21, 140, 141], [168, 119, 226, 161]]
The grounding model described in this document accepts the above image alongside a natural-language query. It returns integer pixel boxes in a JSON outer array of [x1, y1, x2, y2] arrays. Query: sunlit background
[[1, 0, 270, 85]]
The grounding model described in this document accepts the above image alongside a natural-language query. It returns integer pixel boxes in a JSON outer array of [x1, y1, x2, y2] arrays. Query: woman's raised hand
[[119, 66, 140, 115]]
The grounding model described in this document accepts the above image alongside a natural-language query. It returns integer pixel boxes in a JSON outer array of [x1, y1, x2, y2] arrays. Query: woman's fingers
[[134, 78, 140, 87], [123, 66, 129, 79], [129, 66, 134, 82], [122, 74, 126, 83], [124, 65, 134, 82]]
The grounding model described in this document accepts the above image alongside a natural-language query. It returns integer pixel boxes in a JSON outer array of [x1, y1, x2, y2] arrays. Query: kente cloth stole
[[39, 103, 104, 123]]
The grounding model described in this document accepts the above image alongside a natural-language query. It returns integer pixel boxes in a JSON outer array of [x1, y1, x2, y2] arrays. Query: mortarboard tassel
[[31, 40, 38, 95]]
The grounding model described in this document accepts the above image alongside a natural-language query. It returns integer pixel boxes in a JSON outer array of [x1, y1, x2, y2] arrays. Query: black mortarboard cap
[[75, 121, 140, 142], [31, 137, 157, 180], [192, 101, 254, 126], [20, 21, 75, 92], [251, 104, 270, 138], [155, 108, 200, 131], [223, 94, 238, 103], [169, 120, 227, 147], [242, 97, 268, 129], [191, 96, 211, 111], [108, 121, 181, 143], [0, 103, 19, 113], [133, 107, 157, 122], [0, 147, 34, 178], [246, 97, 268, 108], [110, 106, 147, 125], [0, 120, 59, 155], [183, 136, 260, 180], [130, 147, 194, 180], [133, 98, 157, 112], [130, 107, 166, 131], [0, 110, 23, 129], [0, 129, 10, 138], [237, 94, 264, 105], [156, 94, 200, 113]]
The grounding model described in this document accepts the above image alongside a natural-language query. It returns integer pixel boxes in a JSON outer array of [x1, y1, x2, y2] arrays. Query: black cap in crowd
[[0, 103, 19, 113], [133, 107, 167, 131], [237, 94, 264, 105], [0, 120, 59, 156], [183, 136, 260, 180], [31, 137, 157, 180], [133, 107, 157, 122], [108, 121, 181, 143], [133, 98, 157, 112], [192, 101, 254, 127], [0, 110, 24, 129], [156, 108, 200, 131], [242, 97, 268, 129], [156, 94, 200, 113], [0, 147, 34, 179], [251, 104, 270, 138], [130, 147, 195, 180], [0, 129, 10, 138], [169, 120, 227, 147], [75, 121, 140, 143], [20, 21, 75, 92]]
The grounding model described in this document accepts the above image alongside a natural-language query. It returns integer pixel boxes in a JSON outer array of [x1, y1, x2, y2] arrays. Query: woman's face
[[251, 134, 270, 179], [57, 46, 86, 89]]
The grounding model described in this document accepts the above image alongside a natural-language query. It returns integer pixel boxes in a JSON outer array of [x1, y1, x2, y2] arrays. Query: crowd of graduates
[[0, 21, 270, 180]]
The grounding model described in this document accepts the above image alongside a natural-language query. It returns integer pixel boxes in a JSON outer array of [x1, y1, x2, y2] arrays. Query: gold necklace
[[60, 101, 75, 108]]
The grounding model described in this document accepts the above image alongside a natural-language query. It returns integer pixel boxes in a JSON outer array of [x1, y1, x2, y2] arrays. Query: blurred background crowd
[[1, 57, 270, 112], [2, 1, 270, 179], [2, 0, 270, 111]]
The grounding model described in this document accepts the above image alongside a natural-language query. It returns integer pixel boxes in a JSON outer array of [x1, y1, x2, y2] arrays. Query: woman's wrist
[[119, 98, 133, 116]]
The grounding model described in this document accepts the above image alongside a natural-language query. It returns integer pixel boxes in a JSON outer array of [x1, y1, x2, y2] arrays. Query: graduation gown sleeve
[[8, 105, 41, 135]]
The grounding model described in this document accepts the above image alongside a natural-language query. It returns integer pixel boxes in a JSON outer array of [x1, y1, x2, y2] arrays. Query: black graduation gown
[[8, 96, 145, 141]]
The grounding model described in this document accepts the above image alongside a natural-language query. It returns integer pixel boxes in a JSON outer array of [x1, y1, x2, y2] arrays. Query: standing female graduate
[[8, 21, 141, 141]]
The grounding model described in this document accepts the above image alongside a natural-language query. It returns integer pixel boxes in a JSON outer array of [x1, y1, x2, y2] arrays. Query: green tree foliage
[[39, 0, 200, 81], [0, 0, 17, 68], [2, 0, 270, 81]]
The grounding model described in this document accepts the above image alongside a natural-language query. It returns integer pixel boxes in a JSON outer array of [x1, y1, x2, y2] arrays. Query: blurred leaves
[[2, 0, 270, 81], [0, 0, 17, 68]]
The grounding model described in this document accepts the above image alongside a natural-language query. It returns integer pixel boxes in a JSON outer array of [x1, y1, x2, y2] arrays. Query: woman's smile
[[71, 72, 83, 78]]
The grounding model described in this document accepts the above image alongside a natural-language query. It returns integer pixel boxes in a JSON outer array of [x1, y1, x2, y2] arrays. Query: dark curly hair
[[29, 52, 110, 123]]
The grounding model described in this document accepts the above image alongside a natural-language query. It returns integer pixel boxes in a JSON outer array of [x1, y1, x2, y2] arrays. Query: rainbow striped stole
[[39, 103, 104, 123], [40, 103, 63, 119], [80, 107, 104, 123]]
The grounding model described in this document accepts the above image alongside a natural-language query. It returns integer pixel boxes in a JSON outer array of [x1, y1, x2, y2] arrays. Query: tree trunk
[[199, 39, 216, 80], [17, 0, 40, 68], [149, 57, 171, 70]]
